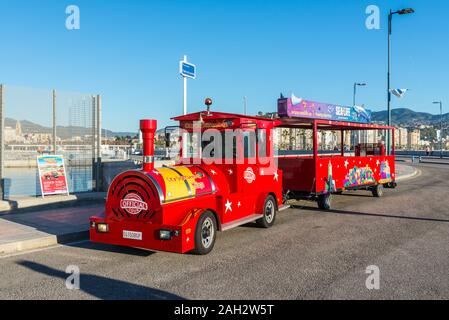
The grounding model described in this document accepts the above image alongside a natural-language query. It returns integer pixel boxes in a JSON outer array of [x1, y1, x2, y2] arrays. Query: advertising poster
[[37, 155, 70, 197], [278, 96, 372, 124]]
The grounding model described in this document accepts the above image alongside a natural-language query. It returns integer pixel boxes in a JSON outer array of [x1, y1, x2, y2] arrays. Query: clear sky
[[0, 0, 448, 131]]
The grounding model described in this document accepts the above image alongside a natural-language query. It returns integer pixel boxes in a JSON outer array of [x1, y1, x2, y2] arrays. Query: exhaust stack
[[140, 119, 157, 172]]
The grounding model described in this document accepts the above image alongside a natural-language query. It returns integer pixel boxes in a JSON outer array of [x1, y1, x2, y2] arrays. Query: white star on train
[[274, 171, 279, 181], [238, 201, 242, 208], [344, 160, 349, 168], [376, 160, 380, 166], [225, 200, 233, 213], [228, 169, 233, 175], [211, 170, 217, 175]]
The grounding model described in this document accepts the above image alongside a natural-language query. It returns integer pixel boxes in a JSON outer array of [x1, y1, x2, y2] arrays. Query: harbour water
[[3, 167, 93, 198]]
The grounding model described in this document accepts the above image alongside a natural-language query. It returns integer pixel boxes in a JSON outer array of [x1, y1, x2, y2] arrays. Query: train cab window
[[243, 131, 256, 159], [201, 132, 238, 160], [257, 129, 267, 158]]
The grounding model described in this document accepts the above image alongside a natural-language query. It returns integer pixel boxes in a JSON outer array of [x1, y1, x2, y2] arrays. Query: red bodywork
[[90, 113, 283, 254], [277, 118, 396, 197], [90, 111, 396, 254]]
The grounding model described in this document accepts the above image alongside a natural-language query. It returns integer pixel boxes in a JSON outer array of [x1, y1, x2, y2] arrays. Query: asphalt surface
[[0, 163, 448, 300]]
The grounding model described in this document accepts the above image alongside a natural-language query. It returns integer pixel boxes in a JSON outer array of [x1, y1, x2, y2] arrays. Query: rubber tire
[[384, 182, 397, 189], [317, 194, 332, 210], [256, 195, 277, 228], [192, 211, 217, 255], [372, 184, 384, 198]]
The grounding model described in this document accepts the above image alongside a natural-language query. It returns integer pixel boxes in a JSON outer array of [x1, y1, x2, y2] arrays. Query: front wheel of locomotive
[[192, 211, 217, 255], [256, 195, 278, 228]]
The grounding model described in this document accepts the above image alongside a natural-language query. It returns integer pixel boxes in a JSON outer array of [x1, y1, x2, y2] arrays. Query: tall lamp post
[[387, 8, 414, 154], [243, 96, 248, 115], [353, 83, 366, 144], [433, 101, 444, 158], [353, 82, 366, 106]]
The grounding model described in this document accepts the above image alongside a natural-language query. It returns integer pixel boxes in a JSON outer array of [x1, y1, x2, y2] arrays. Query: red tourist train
[[90, 96, 396, 255]]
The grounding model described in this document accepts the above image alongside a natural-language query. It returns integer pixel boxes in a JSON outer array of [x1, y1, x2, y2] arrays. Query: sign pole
[[183, 55, 187, 115], [180, 55, 196, 159]]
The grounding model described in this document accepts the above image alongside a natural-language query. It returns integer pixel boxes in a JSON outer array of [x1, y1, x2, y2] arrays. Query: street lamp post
[[353, 82, 366, 144], [387, 8, 414, 154], [353, 83, 366, 106], [243, 96, 248, 115], [433, 101, 444, 158]]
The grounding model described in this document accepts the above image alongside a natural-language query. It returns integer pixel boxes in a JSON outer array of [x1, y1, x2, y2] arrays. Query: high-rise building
[[407, 129, 421, 150], [15, 120, 22, 136]]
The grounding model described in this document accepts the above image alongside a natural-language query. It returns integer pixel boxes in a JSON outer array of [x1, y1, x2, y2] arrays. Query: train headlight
[[97, 223, 109, 233], [159, 229, 172, 241]]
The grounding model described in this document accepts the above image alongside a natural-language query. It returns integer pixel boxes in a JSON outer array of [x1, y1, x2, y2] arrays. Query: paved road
[[1, 163, 448, 300]]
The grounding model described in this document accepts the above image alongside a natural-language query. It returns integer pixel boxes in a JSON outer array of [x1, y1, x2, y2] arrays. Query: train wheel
[[372, 184, 384, 198], [192, 211, 217, 255], [317, 194, 332, 210], [256, 195, 277, 228]]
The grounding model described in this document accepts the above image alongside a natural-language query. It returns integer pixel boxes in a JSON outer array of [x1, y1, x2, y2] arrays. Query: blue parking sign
[[180, 61, 196, 79]]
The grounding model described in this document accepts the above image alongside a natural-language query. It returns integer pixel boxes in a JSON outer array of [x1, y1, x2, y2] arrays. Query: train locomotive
[[90, 102, 283, 255]]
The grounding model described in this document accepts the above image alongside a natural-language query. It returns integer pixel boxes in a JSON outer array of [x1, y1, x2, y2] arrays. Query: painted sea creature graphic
[[344, 165, 376, 188], [291, 93, 303, 106]]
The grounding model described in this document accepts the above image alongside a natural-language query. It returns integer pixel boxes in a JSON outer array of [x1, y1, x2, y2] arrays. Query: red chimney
[[140, 119, 157, 172]]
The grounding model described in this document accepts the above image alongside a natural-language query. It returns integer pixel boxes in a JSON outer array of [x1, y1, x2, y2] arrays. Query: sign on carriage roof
[[278, 94, 372, 124]]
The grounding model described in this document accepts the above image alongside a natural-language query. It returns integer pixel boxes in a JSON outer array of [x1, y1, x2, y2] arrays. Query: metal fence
[[0, 84, 102, 199]]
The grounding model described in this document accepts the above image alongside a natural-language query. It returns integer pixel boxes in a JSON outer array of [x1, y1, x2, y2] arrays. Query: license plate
[[123, 230, 142, 241]]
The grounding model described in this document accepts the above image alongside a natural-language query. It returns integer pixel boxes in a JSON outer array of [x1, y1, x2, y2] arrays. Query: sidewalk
[[0, 164, 419, 257], [0, 204, 104, 256]]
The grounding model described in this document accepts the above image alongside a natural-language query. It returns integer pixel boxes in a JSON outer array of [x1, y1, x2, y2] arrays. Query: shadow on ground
[[18, 260, 184, 300], [67, 241, 156, 257], [299, 206, 449, 223]]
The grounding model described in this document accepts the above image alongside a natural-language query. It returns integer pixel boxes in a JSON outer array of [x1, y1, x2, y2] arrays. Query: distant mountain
[[371, 108, 449, 127], [5, 118, 136, 140]]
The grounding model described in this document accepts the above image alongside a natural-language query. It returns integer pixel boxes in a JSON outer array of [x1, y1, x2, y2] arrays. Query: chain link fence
[[0, 84, 102, 199]]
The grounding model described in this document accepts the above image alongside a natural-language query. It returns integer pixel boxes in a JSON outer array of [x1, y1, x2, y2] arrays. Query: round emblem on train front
[[244, 167, 256, 184], [120, 193, 148, 215]]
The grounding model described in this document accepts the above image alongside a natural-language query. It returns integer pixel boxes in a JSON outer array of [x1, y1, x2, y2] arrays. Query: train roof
[[172, 111, 394, 131], [278, 117, 394, 130], [172, 111, 276, 123]]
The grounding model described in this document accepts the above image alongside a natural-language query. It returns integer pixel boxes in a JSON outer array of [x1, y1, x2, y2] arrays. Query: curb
[[396, 166, 420, 182], [0, 230, 89, 257], [0, 193, 106, 215], [419, 160, 449, 166]]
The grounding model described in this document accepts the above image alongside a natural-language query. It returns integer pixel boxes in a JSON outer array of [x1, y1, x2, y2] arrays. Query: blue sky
[[0, 0, 448, 131]]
